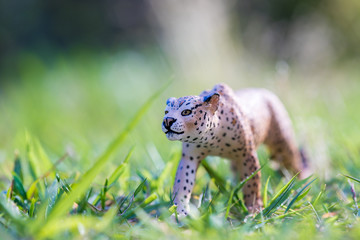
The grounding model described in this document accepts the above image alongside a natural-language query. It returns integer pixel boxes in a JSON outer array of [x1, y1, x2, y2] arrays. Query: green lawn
[[1, 51, 360, 239]]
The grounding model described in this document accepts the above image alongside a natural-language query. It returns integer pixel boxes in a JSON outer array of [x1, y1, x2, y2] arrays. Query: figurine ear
[[166, 97, 176, 106], [203, 92, 220, 113]]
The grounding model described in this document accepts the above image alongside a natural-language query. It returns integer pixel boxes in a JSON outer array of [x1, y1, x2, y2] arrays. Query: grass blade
[[312, 184, 326, 206], [261, 172, 300, 217], [267, 172, 300, 207], [201, 159, 227, 193], [263, 176, 271, 208], [108, 146, 134, 187], [342, 174, 360, 184], [285, 178, 317, 213], [134, 178, 147, 198], [120, 193, 158, 220], [13, 155, 23, 183], [92, 147, 134, 206], [29, 198, 36, 218], [12, 173, 27, 200], [225, 165, 264, 218]]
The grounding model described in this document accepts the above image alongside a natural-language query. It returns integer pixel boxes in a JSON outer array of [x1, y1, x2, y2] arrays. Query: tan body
[[162, 84, 304, 216]]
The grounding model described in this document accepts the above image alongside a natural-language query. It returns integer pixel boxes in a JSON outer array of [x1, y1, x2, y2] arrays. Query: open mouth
[[165, 130, 184, 135]]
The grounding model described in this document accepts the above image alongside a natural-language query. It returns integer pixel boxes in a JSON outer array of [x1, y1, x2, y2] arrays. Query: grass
[[1, 50, 360, 239]]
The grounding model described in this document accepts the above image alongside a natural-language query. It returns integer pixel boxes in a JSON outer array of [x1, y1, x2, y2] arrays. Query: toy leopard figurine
[[162, 83, 306, 216]]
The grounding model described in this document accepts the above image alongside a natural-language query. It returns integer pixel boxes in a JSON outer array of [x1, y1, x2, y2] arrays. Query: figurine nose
[[163, 117, 176, 129]]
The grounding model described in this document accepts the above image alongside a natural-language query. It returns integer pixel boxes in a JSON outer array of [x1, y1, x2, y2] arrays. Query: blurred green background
[[0, 0, 360, 187]]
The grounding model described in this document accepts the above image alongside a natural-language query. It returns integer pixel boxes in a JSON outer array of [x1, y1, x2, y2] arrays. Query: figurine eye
[[165, 110, 169, 114], [181, 109, 192, 116]]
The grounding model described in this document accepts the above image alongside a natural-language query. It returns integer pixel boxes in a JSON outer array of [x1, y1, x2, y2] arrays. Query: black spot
[[191, 170, 194, 174], [225, 143, 231, 147], [184, 186, 187, 190], [223, 133, 227, 137], [177, 179, 180, 183], [194, 121, 198, 125], [197, 145, 201, 148], [184, 195, 187, 199], [190, 156, 194, 160], [186, 172, 189, 176], [186, 165, 190, 169]]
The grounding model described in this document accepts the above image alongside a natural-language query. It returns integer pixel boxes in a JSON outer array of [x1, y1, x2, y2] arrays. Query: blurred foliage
[[1, 0, 360, 80], [0, 0, 152, 76]]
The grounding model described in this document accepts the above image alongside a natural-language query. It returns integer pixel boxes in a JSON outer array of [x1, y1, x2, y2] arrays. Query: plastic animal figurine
[[162, 83, 306, 216]]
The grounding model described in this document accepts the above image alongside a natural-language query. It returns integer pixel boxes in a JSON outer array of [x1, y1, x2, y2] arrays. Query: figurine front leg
[[172, 149, 203, 216], [239, 151, 263, 213]]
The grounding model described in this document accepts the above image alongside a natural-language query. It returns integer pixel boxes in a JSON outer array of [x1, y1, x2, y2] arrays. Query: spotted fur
[[162, 83, 306, 216]]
